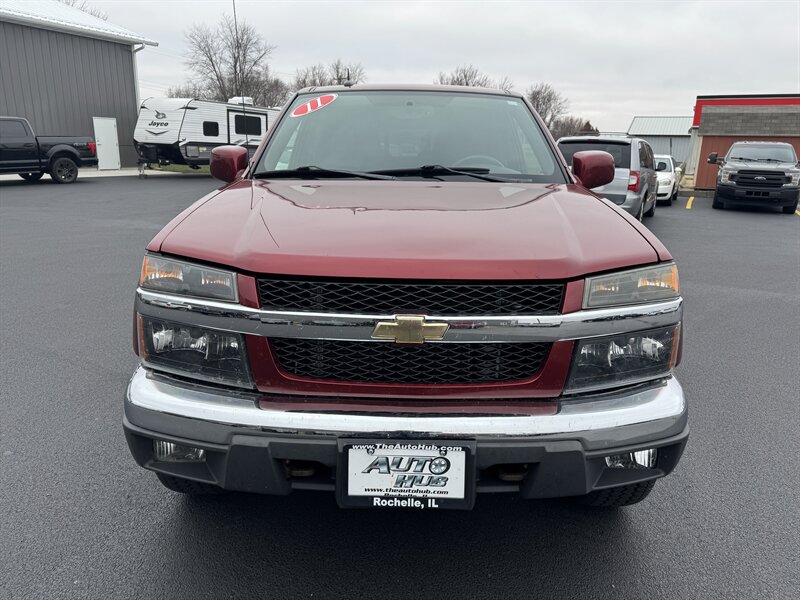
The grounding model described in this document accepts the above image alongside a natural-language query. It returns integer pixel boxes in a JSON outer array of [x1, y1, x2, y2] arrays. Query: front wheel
[[665, 186, 677, 206], [643, 195, 656, 218], [636, 200, 645, 221], [576, 480, 656, 508], [19, 172, 44, 181], [712, 192, 724, 209], [49, 156, 78, 184], [782, 201, 798, 215]]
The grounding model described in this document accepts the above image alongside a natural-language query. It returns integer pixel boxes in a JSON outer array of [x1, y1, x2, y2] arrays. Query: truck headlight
[[787, 171, 800, 186], [138, 316, 253, 388], [140, 255, 237, 302], [584, 264, 679, 309], [718, 167, 736, 182], [565, 325, 680, 393]]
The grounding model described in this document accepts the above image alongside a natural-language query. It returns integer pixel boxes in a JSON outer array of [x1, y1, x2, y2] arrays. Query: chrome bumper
[[125, 366, 685, 438]]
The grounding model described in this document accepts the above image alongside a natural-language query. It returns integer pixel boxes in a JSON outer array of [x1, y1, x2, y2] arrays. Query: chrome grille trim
[[136, 289, 683, 343]]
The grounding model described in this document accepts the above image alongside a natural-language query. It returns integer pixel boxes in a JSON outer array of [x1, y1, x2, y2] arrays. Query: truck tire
[[577, 480, 656, 507], [49, 156, 78, 184], [636, 200, 645, 221], [156, 472, 226, 495], [712, 192, 724, 209], [782, 201, 798, 215], [19, 172, 44, 181]]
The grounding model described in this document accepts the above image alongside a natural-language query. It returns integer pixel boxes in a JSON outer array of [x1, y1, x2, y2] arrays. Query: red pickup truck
[[125, 85, 687, 509]]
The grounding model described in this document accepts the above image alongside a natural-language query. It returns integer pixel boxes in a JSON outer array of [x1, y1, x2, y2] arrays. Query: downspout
[[132, 44, 145, 109]]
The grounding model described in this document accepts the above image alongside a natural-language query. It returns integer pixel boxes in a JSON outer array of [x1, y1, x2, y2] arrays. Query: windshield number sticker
[[291, 94, 337, 117]]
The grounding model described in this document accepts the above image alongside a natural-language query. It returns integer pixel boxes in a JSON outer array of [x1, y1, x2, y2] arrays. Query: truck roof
[[295, 83, 519, 98], [558, 134, 636, 145], [729, 140, 794, 147]]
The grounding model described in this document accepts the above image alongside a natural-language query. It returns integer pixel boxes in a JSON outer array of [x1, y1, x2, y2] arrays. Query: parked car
[[558, 134, 658, 220], [708, 141, 800, 214], [0, 116, 97, 183], [654, 154, 681, 205], [125, 85, 687, 510]]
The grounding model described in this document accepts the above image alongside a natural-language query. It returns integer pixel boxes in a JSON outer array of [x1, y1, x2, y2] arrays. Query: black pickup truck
[[0, 116, 98, 183], [709, 141, 800, 214]]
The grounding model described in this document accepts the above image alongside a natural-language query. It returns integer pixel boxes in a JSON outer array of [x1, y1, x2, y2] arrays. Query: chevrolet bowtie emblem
[[371, 315, 449, 344]]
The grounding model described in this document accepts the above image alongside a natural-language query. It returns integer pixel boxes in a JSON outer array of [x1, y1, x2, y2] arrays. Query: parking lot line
[[795, 210, 800, 216], [686, 196, 694, 209]]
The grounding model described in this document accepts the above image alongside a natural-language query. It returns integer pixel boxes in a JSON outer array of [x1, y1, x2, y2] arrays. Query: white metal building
[[627, 116, 693, 164]]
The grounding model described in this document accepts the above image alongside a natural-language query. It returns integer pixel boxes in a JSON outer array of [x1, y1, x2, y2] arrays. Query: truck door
[[0, 119, 39, 173]]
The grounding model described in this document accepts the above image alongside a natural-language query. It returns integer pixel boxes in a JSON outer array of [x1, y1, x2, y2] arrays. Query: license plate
[[337, 440, 475, 510]]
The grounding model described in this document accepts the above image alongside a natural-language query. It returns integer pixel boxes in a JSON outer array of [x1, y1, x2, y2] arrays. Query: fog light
[[153, 440, 206, 463], [605, 448, 656, 469]]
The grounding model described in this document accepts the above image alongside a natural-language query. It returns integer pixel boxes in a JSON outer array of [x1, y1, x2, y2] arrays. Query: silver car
[[558, 135, 658, 220]]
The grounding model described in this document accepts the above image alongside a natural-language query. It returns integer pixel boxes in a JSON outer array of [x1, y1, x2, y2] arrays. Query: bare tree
[[436, 65, 513, 91], [293, 60, 366, 89], [57, 0, 108, 20], [526, 83, 568, 128], [254, 65, 292, 107], [185, 15, 274, 101], [293, 64, 329, 89], [174, 14, 284, 106], [494, 76, 515, 93], [436, 64, 492, 87], [166, 82, 207, 99], [549, 116, 598, 140]]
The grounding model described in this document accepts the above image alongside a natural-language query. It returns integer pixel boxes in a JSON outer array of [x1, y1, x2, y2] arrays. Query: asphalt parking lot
[[1, 175, 798, 600]]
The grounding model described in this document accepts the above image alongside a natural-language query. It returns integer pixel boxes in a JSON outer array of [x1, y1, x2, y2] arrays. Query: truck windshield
[[255, 91, 564, 183], [727, 144, 797, 163]]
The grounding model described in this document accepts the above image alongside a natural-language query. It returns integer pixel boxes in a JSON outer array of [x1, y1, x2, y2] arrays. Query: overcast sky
[[99, 0, 800, 131]]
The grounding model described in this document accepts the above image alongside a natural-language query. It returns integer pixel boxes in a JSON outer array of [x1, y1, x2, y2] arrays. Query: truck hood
[[156, 180, 661, 280]]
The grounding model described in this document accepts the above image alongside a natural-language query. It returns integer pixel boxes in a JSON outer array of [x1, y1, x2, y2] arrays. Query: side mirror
[[210, 145, 249, 182], [675, 166, 683, 175], [707, 152, 718, 164], [572, 150, 615, 189]]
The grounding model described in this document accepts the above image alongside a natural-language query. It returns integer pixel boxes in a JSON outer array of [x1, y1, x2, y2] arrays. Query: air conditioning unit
[[227, 96, 254, 106]]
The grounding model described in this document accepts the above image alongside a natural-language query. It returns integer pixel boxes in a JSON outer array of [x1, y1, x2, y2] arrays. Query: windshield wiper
[[730, 156, 785, 163], [252, 166, 395, 180], [372, 165, 513, 182]]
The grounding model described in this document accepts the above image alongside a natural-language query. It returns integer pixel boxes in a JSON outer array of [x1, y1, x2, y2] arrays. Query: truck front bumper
[[716, 183, 799, 207], [124, 367, 688, 499]]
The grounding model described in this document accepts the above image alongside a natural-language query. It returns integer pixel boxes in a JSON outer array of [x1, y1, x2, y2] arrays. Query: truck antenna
[[232, 0, 249, 149]]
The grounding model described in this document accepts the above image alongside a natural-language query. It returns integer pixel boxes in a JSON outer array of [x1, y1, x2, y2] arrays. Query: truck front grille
[[256, 278, 564, 315], [733, 170, 788, 188], [270, 339, 551, 384]]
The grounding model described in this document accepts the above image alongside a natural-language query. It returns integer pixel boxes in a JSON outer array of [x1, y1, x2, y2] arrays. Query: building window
[[234, 115, 262, 136], [203, 121, 219, 137]]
